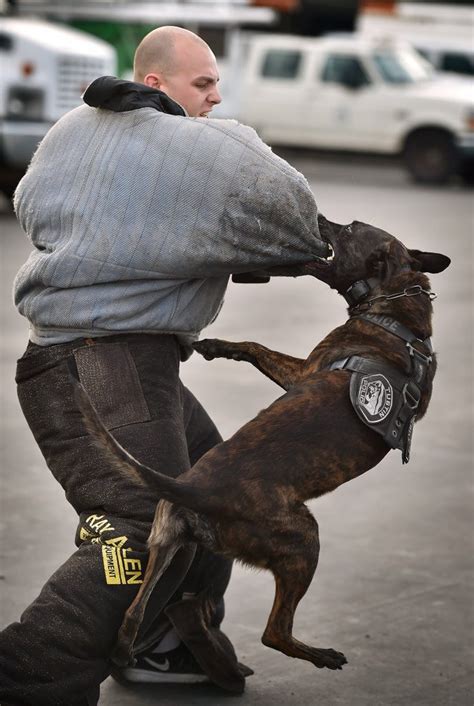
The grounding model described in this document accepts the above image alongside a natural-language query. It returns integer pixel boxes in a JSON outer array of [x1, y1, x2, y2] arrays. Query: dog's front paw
[[311, 647, 347, 671], [193, 338, 229, 361]]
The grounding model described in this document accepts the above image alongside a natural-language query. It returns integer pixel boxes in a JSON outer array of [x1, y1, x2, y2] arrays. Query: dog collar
[[344, 277, 380, 308], [343, 266, 435, 313]]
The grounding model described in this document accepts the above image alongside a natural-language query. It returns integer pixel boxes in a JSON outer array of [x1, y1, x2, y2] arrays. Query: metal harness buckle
[[406, 341, 432, 365], [402, 381, 421, 410]]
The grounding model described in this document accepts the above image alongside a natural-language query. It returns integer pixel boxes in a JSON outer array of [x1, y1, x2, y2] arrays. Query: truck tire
[[1, 183, 16, 201], [459, 158, 474, 186], [403, 129, 458, 185], [0, 167, 23, 201]]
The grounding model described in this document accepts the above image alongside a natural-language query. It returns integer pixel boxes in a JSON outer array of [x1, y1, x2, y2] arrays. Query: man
[[0, 27, 330, 706]]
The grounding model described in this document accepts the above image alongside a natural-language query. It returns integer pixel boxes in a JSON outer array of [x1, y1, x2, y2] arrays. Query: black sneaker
[[110, 643, 210, 685]]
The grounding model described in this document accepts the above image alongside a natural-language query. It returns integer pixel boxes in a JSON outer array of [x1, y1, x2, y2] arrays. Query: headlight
[[7, 86, 44, 121]]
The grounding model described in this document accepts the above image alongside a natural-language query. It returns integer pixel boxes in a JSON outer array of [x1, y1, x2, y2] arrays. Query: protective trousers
[[0, 333, 233, 706]]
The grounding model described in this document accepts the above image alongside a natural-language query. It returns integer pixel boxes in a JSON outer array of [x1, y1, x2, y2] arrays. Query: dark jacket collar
[[83, 76, 186, 116]]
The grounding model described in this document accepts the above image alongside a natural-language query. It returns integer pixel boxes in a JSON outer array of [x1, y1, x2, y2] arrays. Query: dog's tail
[[112, 501, 196, 665], [74, 380, 215, 514]]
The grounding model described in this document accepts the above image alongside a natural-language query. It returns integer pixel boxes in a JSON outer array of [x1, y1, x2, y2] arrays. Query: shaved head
[[134, 26, 209, 83], [132, 26, 221, 117]]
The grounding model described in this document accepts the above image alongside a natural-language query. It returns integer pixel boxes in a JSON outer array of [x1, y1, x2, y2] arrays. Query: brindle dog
[[80, 217, 449, 677]]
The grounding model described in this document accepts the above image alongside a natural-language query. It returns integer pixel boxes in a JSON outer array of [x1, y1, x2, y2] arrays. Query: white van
[[0, 18, 116, 195], [235, 34, 474, 184]]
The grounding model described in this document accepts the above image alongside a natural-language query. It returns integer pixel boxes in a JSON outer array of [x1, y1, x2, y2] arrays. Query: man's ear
[[408, 250, 451, 273], [143, 73, 162, 90]]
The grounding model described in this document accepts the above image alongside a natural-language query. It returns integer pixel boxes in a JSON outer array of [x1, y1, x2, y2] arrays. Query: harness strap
[[354, 312, 433, 387], [353, 312, 432, 356], [329, 355, 406, 387]]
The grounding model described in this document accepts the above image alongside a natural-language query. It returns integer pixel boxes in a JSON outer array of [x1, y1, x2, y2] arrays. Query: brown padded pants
[[0, 333, 233, 706]]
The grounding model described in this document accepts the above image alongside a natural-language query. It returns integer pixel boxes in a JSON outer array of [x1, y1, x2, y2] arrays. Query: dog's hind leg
[[112, 501, 194, 667], [194, 339, 305, 390], [262, 512, 347, 670]]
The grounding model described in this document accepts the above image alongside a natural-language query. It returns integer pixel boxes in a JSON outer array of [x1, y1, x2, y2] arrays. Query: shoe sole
[[117, 668, 210, 684]]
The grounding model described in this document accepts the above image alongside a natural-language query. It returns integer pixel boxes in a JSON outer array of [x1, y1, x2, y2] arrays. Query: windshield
[[373, 49, 433, 84]]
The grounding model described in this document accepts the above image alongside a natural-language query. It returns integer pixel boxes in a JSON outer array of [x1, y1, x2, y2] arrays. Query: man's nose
[[209, 85, 221, 105]]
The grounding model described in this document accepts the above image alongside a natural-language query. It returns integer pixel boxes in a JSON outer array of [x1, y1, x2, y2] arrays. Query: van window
[[440, 52, 474, 76], [320, 55, 370, 87], [260, 49, 302, 79]]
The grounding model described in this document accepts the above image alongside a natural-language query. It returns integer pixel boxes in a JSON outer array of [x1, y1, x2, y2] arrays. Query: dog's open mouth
[[304, 240, 335, 274], [315, 215, 338, 264], [318, 241, 335, 263]]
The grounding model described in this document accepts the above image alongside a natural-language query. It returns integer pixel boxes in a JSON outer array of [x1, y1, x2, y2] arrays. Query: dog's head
[[309, 216, 450, 295]]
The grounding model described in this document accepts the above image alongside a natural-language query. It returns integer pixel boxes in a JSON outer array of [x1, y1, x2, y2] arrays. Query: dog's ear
[[408, 250, 451, 273], [366, 240, 407, 282]]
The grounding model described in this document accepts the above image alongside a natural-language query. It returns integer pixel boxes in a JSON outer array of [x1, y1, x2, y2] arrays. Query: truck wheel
[[0, 168, 23, 201], [403, 130, 458, 185], [1, 183, 16, 201], [459, 159, 474, 186]]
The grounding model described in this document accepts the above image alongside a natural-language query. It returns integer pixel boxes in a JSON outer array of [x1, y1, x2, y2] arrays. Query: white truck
[[0, 17, 116, 196], [233, 33, 474, 184], [358, 2, 474, 77]]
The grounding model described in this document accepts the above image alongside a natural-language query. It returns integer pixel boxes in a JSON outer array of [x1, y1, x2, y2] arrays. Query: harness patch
[[333, 313, 432, 463], [356, 374, 393, 424]]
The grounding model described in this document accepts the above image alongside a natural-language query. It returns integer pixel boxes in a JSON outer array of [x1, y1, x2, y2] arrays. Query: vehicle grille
[[56, 55, 109, 112]]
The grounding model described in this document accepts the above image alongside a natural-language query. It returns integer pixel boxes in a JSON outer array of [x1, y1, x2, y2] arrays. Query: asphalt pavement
[[1, 154, 473, 706]]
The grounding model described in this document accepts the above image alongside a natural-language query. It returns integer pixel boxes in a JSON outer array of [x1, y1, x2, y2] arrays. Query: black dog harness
[[329, 312, 433, 464]]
